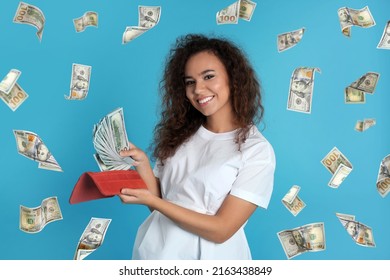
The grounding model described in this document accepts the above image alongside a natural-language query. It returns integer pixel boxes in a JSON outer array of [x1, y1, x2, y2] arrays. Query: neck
[[204, 116, 238, 133]]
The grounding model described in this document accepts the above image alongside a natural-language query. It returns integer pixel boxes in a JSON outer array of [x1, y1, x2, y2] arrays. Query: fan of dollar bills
[[92, 107, 135, 171]]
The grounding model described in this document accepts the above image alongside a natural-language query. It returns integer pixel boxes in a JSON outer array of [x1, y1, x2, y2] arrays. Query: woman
[[119, 34, 276, 259]]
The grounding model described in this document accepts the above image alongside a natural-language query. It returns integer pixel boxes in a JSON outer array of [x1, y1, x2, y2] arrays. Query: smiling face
[[184, 51, 233, 128]]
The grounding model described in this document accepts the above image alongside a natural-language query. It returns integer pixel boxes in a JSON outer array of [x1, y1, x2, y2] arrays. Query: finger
[[120, 188, 137, 196]]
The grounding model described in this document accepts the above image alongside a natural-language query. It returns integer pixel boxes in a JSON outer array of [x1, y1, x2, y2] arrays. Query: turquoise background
[[0, 0, 389, 260]]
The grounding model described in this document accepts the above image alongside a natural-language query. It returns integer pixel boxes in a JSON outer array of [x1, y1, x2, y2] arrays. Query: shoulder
[[240, 125, 275, 164]]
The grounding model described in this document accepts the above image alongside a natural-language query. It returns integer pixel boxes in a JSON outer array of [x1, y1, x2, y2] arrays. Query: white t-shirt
[[132, 125, 276, 260]]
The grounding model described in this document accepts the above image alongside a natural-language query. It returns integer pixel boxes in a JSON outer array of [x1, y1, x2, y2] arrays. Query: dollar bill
[[93, 107, 135, 171], [277, 28, 305, 52], [0, 69, 21, 95], [239, 0, 257, 21], [65, 63, 91, 100], [122, 6, 161, 44], [13, 2, 45, 41], [336, 214, 375, 247], [216, 1, 240, 24], [349, 72, 380, 94], [281, 185, 305, 216], [344, 87, 365, 104], [277, 222, 326, 259], [122, 26, 149, 44], [328, 163, 352, 188], [20, 196, 63, 233], [338, 6, 375, 37], [321, 146, 353, 174], [74, 217, 111, 260], [376, 154, 390, 198], [0, 83, 29, 111], [13, 130, 63, 172], [287, 67, 321, 113], [73, 11, 98, 33], [377, 20, 390, 49], [355, 118, 376, 132]]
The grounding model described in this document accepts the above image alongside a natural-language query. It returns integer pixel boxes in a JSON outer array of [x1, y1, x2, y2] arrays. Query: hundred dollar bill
[[377, 21, 390, 49], [376, 154, 390, 198], [239, 0, 257, 21], [13, 2, 45, 41], [0, 83, 29, 111], [328, 163, 352, 188], [355, 118, 376, 132], [13, 130, 63, 172], [73, 11, 98, 32], [93, 107, 134, 170], [216, 1, 240, 24], [344, 87, 365, 104], [74, 217, 111, 260], [281, 185, 306, 216], [336, 214, 375, 247], [123, 6, 161, 44], [20, 196, 63, 233], [277, 28, 305, 52], [349, 72, 380, 94], [138, 6, 161, 28], [287, 67, 321, 113], [277, 222, 326, 259], [0, 69, 21, 95], [338, 6, 375, 37], [321, 146, 353, 175], [65, 63, 91, 100]]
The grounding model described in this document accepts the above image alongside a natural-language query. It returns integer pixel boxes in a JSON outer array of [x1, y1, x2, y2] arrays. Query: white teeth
[[198, 96, 213, 104]]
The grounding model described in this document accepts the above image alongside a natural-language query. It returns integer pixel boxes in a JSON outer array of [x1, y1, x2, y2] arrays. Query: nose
[[194, 80, 205, 95]]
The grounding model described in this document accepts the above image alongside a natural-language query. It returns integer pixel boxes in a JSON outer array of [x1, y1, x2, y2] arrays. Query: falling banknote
[[0, 69, 29, 111], [287, 67, 321, 114], [74, 217, 111, 260], [122, 6, 161, 44], [277, 28, 305, 52], [376, 154, 390, 198], [277, 222, 326, 259], [345, 72, 379, 104], [216, 0, 257, 24], [65, 63, 92, 100], [0, 69, 21, 95], [13, 2, 45, 41], [336, 213, 376, 247], [377, 20, 390, 49], [20, 196, 63, 233], [93, 107, 135, 171], [337, 6, 375, 37], [73, 11, 98, 32], [13, 130, 63, 171], [281, 185, 306, 216], [321, 147, 353, 188], [354, 118, 376, 132]]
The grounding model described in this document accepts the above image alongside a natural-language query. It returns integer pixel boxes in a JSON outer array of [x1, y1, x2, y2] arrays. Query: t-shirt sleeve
[[229, 140, 276, 209], [152, 159, 162, 179]]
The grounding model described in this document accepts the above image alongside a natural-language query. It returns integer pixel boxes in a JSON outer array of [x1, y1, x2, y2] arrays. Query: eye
[[204, 74, 215, 80], [184, 79, 195, 86]]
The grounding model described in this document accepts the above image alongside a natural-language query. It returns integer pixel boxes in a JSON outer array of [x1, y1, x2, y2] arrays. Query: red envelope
[[69, 170, 147, 204]]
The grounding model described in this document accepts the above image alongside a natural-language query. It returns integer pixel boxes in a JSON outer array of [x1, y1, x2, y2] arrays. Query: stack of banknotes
[[92, 107, 134, 171]]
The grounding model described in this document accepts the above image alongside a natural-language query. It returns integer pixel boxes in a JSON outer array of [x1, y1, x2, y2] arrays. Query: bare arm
[[119, 188, 257, 244]]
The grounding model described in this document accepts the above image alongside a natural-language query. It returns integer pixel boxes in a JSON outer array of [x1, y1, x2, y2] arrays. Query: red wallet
[[69, 170, 147, 204]]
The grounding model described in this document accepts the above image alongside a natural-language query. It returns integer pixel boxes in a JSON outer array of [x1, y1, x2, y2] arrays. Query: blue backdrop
[[0, 0, 389, 260]]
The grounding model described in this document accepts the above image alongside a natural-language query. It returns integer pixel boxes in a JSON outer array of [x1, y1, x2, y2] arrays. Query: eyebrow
[[184, 69, 215, 79]]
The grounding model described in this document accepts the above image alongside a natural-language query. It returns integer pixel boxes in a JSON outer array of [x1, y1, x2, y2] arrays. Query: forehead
[[184, 51, 226, 73]]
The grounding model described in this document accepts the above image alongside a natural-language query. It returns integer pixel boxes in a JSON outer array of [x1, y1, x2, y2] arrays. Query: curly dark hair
[[152, 33, 264, 163]]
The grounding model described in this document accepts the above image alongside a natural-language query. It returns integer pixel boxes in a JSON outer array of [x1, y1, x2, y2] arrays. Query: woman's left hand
[[118, 188, 156, 206]]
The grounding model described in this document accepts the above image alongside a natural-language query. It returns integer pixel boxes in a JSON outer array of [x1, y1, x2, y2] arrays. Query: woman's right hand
[[119, 142, 149, 169]]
